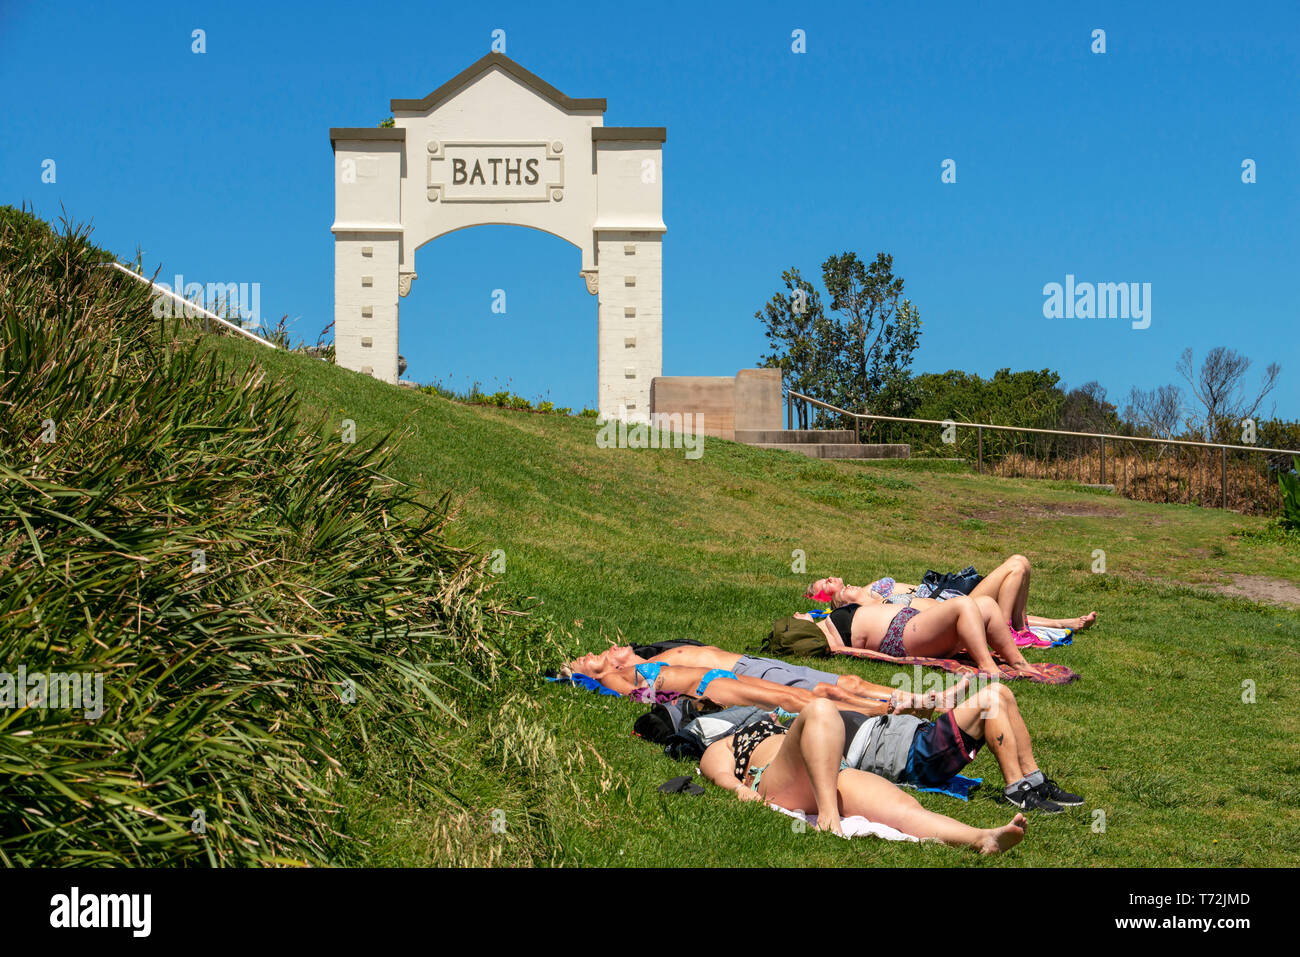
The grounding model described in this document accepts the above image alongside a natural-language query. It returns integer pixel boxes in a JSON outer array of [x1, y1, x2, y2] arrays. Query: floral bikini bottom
[[880, 605, 921, 657]]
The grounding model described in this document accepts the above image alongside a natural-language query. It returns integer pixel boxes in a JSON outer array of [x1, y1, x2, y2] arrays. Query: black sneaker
[[1036, 777, 1083, 807], [998, 780, 1063, 814]]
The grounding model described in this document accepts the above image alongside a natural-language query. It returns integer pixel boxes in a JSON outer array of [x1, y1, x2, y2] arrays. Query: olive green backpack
[[763, 615, 831, 658]]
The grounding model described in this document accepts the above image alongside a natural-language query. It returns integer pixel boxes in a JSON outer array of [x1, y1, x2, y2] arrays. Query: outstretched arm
[[596, 669, 637, 696], [815, 616, 848, 653], [700, 741, 762, 802]]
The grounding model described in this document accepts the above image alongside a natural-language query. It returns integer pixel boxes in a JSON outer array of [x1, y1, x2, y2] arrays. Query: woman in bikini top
[[805, 586, 1047, 678], [825, 601, 921, 658], [730, 718, 788, 789], [699, 699, 1029, 852], [634, 662, 739, 697]]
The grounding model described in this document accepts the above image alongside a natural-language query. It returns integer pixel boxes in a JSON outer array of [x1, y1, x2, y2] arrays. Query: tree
[[1123, 384, 1183, 439], [757, 252, 922, 416], [823, 252, 921, 413], [1176, 347, 1280, 443], [913, 368, 1065, 429], [1062, 381, 1120, 434], [757, 268, 839, 406]]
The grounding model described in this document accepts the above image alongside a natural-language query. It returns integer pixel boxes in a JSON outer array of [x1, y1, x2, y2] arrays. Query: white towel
[[1029, 625, 1072, 643], [768, 804, 919, 842]]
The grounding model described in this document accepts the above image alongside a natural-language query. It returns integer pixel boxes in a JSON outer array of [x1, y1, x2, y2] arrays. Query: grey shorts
[[733, 655, 841, 691]]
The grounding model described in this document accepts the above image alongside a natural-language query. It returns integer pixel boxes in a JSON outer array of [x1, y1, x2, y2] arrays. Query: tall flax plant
[[0, 207, 540, 865]]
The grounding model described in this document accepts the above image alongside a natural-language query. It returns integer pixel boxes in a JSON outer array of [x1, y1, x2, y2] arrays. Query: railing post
[[1099, 436, 1106, 485], [1221, 446, 1228, 508], [977, 426, 983, 474]]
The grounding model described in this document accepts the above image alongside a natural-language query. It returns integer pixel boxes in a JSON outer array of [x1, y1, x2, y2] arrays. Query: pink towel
[[830, 646, 1079, 684]]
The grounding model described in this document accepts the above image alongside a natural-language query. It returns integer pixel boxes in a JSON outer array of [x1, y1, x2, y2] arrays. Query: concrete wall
[[734, 368, 783, 431], [650, 368, 783, 440]]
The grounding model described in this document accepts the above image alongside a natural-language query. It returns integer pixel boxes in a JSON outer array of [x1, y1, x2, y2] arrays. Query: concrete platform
[[748, 442, 911, 459], [734, 429, 857, 444]]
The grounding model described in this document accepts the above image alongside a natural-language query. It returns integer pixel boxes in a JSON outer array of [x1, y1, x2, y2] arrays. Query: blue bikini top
[[635, 661, 670, 685]]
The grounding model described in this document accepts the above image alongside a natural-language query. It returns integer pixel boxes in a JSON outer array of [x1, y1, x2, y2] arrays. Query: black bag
[[920, 565, 982, 596], [633, 698, 703, 745], [664, 706, 773, 760]]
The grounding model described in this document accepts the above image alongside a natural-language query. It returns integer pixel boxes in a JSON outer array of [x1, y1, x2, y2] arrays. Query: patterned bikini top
[[731, 719, 787, 782]]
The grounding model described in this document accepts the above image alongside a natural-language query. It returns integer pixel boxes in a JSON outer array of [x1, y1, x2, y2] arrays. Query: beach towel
[[829, 646, 1080, 684], [545, 672, 623, 697], [903, 774, 983, 802], [546, 672, 681, 704], [768, 804, 919, 842], [1029, 625, 1074, 647]]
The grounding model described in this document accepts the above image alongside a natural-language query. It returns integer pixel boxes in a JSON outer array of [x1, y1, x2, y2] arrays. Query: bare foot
[[814, 815, 844, 837], [909, 675, 973, 713], [1011, 661, 1043, 678], [975, 813, 1028, 855], [936, 675, 972, 709], [1071, 612, 1098, 632], [898, 697, 936, 719]]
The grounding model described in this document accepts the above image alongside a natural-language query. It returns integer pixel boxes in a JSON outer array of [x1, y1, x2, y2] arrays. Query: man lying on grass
[[674, 679, 1081, 814], [700, 697, 1029, 854]]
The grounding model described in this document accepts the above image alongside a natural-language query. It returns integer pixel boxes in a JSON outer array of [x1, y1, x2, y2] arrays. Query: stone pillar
[[596, 231, 661, 421], [330, 128, 405, 383], [333, 232, 400, 382], [593, 129, 665, 421]]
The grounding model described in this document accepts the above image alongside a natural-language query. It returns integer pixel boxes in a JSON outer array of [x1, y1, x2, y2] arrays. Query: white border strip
[[104, 262, 277, 349]]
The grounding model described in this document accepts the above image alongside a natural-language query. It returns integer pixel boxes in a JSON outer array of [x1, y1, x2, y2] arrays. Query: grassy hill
[[0, 209, 560, 866], [202, 324, 1300, 867], [5, 207, 1298, 866]]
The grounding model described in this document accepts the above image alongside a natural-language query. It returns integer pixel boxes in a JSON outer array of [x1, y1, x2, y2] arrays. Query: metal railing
[[102, 262, 276, 348], [787, 390, 1300, 515]]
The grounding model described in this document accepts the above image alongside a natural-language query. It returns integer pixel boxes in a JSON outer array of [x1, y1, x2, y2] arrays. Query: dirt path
[[1208, 574, 1300, 609]]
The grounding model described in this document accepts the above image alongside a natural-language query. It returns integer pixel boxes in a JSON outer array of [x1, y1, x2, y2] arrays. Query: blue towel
[[903, 774, 983, 801], [545, 672, 622, 697]]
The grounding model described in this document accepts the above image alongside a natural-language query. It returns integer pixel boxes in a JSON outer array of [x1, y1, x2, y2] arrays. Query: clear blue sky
[[3, 0, 1296, 417]]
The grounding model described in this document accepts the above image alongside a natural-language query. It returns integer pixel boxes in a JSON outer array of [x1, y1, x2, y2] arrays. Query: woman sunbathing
[[576, 642, 968, 711], [562, 651, 950, 716], [797, 589, 1048, 678], [699, 697, 1028, 854], [807, 554, 1097, 638]]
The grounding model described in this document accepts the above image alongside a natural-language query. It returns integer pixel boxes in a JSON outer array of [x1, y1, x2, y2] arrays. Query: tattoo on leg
[[996, 733, 1005, 745]]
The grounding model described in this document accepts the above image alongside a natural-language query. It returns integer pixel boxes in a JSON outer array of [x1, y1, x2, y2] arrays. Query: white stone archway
[[330, 52, 665, 420]]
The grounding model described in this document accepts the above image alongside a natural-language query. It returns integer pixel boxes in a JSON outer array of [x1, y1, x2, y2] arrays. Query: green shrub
[[0, 206, 552, 865], [1280, 457, 1300, 531]]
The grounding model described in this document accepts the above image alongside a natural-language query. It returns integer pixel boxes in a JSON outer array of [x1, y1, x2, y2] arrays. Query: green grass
[[204, 333, 1300, 867], [0, 208, 563, 866]]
